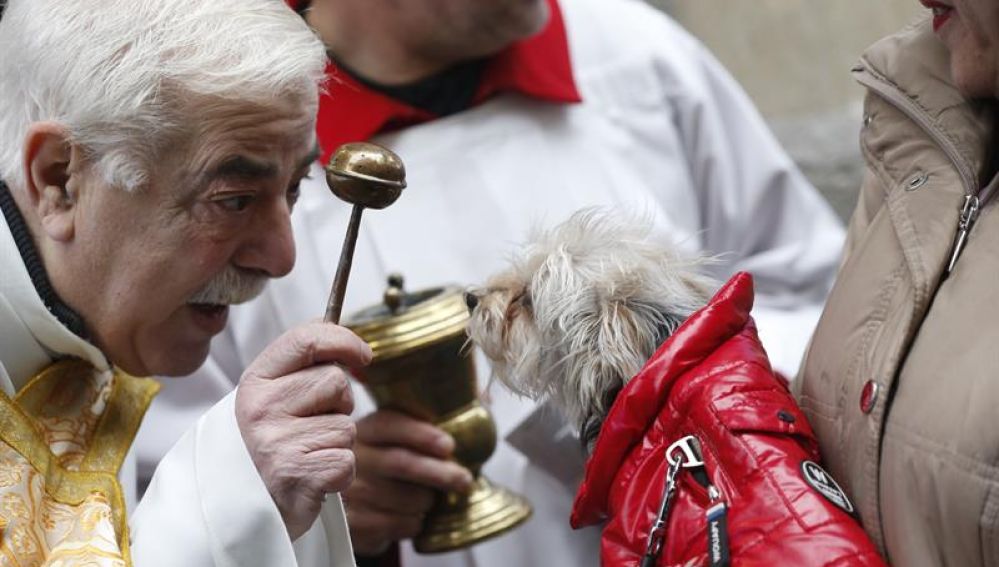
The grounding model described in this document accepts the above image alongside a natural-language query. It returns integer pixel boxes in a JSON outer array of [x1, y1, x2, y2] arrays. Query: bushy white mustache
[[188, 266, 268, 306]]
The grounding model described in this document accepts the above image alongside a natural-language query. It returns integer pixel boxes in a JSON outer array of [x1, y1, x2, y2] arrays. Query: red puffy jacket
[[571, 273, 885, 566]]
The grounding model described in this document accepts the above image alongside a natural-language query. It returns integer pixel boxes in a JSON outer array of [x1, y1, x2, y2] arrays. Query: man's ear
[[22, 122, 81, 242]]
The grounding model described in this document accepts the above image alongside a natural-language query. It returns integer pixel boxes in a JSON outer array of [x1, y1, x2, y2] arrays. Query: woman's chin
[[944, 30, 999, 98], [952, 63, 998, 98]]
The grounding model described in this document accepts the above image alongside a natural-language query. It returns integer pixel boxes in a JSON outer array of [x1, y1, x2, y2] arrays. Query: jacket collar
[[570, 272, 757, 527], [852, 20, 997, 302], [855, 18, 995, 189], [312, 0, 581, 162]]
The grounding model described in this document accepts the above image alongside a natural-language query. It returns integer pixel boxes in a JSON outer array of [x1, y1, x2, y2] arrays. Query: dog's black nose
[[464, 291, 479, 311]]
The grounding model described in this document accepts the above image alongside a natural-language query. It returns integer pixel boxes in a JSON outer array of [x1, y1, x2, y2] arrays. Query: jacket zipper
[[642, 435, 731, 567], [948, 174, 999, 272], [854, 65, 997, 273]]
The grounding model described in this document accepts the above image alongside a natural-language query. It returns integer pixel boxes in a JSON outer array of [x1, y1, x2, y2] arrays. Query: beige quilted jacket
[[797, 19, 999, 567]]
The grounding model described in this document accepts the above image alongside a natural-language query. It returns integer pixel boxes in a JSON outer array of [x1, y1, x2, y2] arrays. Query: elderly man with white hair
[[0, 1, 364, 565]]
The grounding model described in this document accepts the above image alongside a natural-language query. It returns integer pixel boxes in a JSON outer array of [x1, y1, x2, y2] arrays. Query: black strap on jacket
[[0, 179, 90, 339]]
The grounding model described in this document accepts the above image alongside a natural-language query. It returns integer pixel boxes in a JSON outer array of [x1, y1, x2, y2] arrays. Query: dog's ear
[[561, 296, 690, 449], [553, 297, 659, 430]]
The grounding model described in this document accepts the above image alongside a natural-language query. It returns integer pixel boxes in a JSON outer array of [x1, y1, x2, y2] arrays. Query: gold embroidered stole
[[0, 359, 159, 566]]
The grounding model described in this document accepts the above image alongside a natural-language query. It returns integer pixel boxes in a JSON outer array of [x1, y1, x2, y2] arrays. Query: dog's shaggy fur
[[466, 210, 716, 449]]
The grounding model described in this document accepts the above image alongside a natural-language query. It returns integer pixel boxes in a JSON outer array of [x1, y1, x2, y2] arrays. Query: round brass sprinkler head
[[325, 142, 407, 209]]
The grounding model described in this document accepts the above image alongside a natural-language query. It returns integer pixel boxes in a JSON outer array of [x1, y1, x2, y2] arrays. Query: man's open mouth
[[187, 302, 230, 334], [189, 303, 228, 316]]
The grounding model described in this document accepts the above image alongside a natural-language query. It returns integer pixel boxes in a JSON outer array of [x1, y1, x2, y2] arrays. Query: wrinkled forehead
[[183, 89, 316, 142], [172, 95, 317, 173]]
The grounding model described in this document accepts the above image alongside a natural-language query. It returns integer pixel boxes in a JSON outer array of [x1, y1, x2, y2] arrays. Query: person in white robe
[[142, 0, 847, 566], [0, 1, 363, 565]]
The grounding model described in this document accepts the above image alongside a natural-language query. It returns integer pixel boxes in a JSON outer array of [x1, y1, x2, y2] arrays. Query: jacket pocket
[[710, 388, 818, 447], [707, 388, 841, 533]]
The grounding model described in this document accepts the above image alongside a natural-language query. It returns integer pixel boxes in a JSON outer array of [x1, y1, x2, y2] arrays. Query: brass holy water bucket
[[346, 274, 532, 553]]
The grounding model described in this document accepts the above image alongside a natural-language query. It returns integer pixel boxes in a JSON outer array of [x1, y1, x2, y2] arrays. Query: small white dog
[[466, 209, 716, 449]]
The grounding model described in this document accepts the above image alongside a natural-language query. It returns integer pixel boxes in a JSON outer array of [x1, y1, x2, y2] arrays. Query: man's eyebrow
[[195, 146, 318, 192], [210, 155, 278, 180]]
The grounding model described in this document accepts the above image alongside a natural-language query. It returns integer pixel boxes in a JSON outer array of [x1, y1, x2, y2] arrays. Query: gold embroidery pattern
[[16, 363, 112, 471], [0, 360, 159, 567]]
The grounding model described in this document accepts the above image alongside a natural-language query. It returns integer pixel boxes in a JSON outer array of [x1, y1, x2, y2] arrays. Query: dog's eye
[[518, 293, 532, 310]]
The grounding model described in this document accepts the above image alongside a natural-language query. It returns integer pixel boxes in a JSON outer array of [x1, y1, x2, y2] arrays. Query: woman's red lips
[[921, 0, 954, 32], [932, 9, 953, 32]]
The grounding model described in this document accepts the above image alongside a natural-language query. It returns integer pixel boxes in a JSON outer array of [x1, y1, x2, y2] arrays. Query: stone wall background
[[648, 1, 925, 220]]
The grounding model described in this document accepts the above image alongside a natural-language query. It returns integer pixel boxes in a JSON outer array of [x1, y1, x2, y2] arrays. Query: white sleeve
[[129, 391, 356, 567], [670, 40, 846, 309]]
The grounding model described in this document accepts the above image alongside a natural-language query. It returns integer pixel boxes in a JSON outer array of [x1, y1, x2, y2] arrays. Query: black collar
[[330, 52, 487, 118], [0, 180, 90, 339]]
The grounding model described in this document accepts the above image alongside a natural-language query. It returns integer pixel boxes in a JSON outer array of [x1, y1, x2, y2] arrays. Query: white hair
[[0, 0, 327, 191], [467, 209, 718, 449]]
